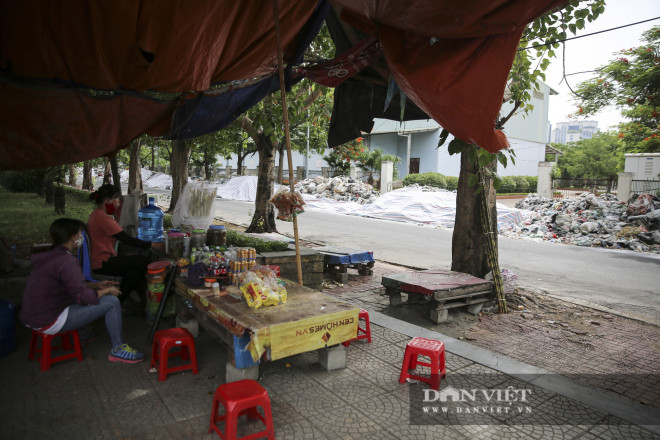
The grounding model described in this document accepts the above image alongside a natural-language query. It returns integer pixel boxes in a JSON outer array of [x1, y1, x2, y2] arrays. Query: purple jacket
[[19, 245, 99, 329]]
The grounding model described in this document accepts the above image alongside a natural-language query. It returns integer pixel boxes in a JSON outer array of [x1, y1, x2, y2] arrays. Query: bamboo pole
[[479, 168, 507, 313], [272, 0, 304, 286]]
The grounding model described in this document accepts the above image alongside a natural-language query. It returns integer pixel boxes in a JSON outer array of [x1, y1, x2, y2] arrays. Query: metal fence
[[552, 177, 617, 199], [631, 179, 660, 195]]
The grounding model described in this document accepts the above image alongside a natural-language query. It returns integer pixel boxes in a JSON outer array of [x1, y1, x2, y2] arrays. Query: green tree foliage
[[322, 137, 365, 176], [572, 26, 660, 153], [502, 0, 605, 125], [356, 148, 402, 180], [556, 132, 622, 179]]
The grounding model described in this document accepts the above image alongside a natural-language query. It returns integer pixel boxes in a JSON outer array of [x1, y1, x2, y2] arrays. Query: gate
[[551, 177, 617, 199]]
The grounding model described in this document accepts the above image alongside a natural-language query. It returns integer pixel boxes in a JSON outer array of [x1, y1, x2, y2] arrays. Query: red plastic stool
[[208, 379, 275, 440], [28, 329, 83, 371], [342, 309, 372, 347], [399, 337, 446, 390], [150, 327, 199, 381]]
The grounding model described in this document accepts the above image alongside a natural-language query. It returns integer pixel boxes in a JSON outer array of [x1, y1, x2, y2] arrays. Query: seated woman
[[87, 184, 164, 304], [19, 218, 144, 363]]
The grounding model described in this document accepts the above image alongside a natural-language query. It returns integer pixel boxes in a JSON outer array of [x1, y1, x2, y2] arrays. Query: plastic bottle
[[137, 197, 164, 242]]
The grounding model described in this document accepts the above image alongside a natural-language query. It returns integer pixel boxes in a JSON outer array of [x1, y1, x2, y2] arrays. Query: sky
[[545, 0, 660, 132]]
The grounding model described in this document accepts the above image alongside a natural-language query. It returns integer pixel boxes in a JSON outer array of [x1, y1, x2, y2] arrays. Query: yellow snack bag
[[261, 288, 280, 307], [241, 283, 264, 309]]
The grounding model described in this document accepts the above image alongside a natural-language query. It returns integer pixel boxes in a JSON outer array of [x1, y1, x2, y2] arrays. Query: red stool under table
[[399, 337, 446, 390], [342, 309, 372, 347], [208, 379, 275, 440], [28, 329, 83, 372], [150, 327, 199, 382]]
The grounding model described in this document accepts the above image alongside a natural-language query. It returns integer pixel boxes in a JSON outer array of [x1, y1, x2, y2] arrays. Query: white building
[[550, 120, 599, 144]]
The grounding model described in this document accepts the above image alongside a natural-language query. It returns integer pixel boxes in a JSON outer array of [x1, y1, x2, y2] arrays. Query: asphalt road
[[211, 198, 660, 325]]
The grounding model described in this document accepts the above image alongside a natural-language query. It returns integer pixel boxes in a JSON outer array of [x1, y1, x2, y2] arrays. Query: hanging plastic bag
[[172, 181, 218, 229], [269, 187, 305, 222]]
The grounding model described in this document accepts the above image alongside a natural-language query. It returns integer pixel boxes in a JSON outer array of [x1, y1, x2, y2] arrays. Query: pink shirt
[[87, 208, 123, 270]]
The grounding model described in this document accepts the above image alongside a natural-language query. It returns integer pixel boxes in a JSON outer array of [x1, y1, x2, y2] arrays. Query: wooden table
[[381, 268, 493, 323], [174, 278, 359, 381]]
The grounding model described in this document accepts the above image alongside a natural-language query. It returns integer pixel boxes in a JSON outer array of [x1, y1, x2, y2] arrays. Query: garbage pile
[[295, 176, 378, 204], [503, 192, 660, 253]]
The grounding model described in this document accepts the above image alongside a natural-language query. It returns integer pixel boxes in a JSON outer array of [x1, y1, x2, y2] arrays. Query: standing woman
[[19, 218, 144, 363], [87, 184, 164, 304]]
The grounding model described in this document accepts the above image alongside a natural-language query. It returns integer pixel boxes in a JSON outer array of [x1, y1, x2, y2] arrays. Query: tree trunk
[[151, 143, 155, 171], [246, 138, 277, 233], [81, 160, 93, 191], [102, 159, 111, 185], [128, 140, 143, 194], [54, 184, 65, 214], [110, 157, 121, 195], [237, 145, 244, 176], [68, 164, 76, 186], [204, 150, 211, 180], [451, 150, 498, 278], [170, 139, 191, 214], [277, 144, 285, 184]]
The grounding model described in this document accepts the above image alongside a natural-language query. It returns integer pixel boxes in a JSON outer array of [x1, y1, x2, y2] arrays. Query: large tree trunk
[[110, 156, 121, 195], [277, 144, 285, 184], [68, 164, 76, 186], [246, 138, 277, 233], [128, 140, 143, 194], [170, 139, 191, 213], [81, 160, 93, 190], [451, 151, 498, 278], [102, 159, 111, 185]]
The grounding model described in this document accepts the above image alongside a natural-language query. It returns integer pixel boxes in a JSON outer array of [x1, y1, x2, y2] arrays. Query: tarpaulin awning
[[0, 0, 567, 170]]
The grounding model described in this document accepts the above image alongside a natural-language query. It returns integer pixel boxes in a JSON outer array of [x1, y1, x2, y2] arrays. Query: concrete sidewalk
[[1, 305, 658, 439]]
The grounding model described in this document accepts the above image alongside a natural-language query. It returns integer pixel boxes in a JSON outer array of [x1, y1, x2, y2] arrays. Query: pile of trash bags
[[504, 192, 660, 253], [295, 176, 379, 204]]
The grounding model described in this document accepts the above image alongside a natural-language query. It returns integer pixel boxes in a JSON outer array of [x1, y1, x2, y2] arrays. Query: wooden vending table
[[174, 278, 359, 381]]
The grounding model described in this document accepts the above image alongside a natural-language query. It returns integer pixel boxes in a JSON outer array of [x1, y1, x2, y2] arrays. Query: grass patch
[[226, 229, 289, 253], [0, 185, 92, 256]]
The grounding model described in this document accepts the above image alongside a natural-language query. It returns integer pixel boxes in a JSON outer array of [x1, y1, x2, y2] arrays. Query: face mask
[[105, 202, 116, 215], [75, 236, 84, 248]]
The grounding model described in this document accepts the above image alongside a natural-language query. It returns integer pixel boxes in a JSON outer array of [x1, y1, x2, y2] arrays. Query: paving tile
[[272, 418, 330, 440], [304, 364, 390, 403], [312, 404, 389, 439], [576, 415, 660, 439], [346, 354, 410, 393], [445, 351, 475, 371], [155, 375, 217, 421], [365, 342, 407, 367], [259, 368, 320, 397]]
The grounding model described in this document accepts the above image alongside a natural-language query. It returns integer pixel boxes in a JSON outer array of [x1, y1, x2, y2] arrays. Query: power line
[[518, 16, 660, 52]]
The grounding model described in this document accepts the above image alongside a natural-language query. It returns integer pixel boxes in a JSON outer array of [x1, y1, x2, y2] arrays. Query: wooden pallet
[[381, 268, 494, 323]]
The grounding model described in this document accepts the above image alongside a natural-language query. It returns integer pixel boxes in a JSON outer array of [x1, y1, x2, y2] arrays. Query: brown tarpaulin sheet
[[0, 0, 566, 169], [333, 0, 567, 153]]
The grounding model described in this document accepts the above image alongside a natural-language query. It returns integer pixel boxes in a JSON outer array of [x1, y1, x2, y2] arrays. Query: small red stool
[[150, 327, 199, 382], [208, 379, 275, 440], [342, 309, 372, 347], [399, 337, 446, 390], [28, 329, 83, 372]]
